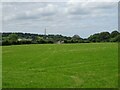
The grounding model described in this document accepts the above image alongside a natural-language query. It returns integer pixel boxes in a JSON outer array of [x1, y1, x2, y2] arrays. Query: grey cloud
[[3, 3, 58, 21], [91, 2, 117, 9], [66, 7, 90, 15], [2, 2, 118, 38], [65, 2, 117, 18]]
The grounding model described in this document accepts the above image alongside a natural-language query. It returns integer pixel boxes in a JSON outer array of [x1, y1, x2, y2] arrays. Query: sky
[[2, 0, 118, 38]]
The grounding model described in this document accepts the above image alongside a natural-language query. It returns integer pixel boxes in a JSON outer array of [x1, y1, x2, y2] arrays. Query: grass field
[[2, 43, 118, 88], [0, 46, 2, 89]]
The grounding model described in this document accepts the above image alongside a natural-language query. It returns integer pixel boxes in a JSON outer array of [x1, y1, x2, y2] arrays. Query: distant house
[[18, 39, 22, 41], [18, 38, 32, 41], [55, 40, 64, 44]]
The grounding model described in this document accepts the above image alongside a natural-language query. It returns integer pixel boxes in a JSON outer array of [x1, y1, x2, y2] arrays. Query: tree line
[[1, 30, 120, 46]]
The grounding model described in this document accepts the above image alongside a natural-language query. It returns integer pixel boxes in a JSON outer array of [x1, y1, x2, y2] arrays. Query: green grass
[[0, 46, 2, 89], [2, 43, 118, 88]]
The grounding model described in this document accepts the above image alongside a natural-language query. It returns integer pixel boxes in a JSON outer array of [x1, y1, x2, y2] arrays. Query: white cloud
[[68, 0, 119, 2], [3, 3, 58, 21], [65, 1, 118, 20], [1, 0, 119, 2], [2, 2, 118, 38]]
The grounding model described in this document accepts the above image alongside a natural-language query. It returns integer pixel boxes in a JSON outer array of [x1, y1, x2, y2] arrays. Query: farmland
[[2, 43, 118, 88], [0, 46, 1, 89]]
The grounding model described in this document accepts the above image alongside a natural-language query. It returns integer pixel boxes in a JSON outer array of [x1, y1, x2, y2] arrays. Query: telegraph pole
[[44, 27, 46, 39], [45, 27, 46, 36]]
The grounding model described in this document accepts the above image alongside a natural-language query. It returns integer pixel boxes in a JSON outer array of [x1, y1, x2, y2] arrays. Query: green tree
[[110, 31, 119, 38], [99, 32, 110, 42], [72, 35, 80, 40], [9, 34, 18, 42], [72, 35, 82, 43], [88, 34, 100, 42], [110, 34, 120, 42]]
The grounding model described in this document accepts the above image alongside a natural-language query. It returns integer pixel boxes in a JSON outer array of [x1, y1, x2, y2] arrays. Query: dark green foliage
[[110, 31, 119, 38], [88, 31, 119, 42], [88, 32, 110, 42], [110, 34, 120, 42], [72, 35, 81, 40], [99, 32, 110, 42], [8, 34, 18, 42], [88, 33, 100, 42], [1, 30, 120, 45]]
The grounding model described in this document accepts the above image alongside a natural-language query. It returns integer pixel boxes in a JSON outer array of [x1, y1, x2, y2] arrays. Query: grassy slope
[[2, 43, 118, 88]]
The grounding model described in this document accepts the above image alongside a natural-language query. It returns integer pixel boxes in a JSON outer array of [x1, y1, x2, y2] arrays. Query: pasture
[[2, 43, 118, 88]]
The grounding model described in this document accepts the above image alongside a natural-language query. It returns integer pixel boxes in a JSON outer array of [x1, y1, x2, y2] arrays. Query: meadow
[[2, 43, 118, 88], [0, 46, 2, 89]]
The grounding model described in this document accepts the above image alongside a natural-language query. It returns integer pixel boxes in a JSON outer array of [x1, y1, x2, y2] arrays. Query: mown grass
[[0, 46, 2, 89], [2, 43, 118, 88]]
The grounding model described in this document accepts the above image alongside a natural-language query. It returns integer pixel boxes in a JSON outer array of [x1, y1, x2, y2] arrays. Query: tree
[[88, 33, 100, 42], [110, 34, 120, 42], [110, 31, 119, 38], [9, 34, 18, 42], [88, 32, 111, 42], [72, 35, 82, 43], [99, 32, 110, 42], [72, 35, 80, 39]]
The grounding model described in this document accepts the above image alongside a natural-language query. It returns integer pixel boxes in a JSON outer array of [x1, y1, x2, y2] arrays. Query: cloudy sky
[[2, 1, 118, 38]]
